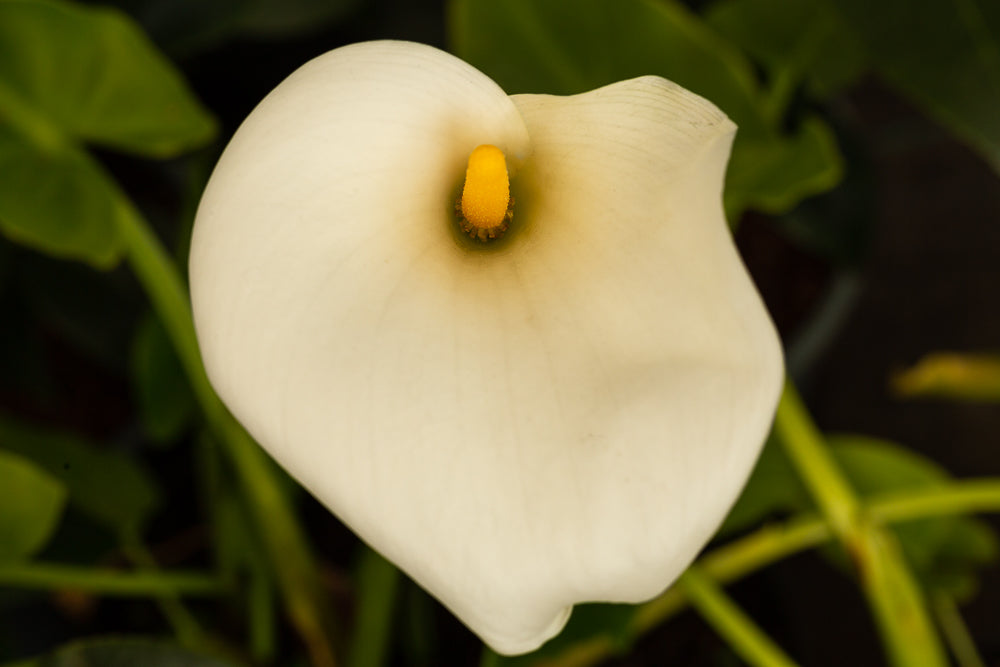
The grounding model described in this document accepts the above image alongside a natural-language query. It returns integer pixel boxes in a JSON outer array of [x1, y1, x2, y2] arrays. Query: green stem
[[773, 380, 946, 667], [348, 548, 401, 667], [633, 516, 830, 634], [114, 201, 338, 667], [478, 648, 502, 667], [931, 592, 986, 667], [773, 382, 859, 538], [679, 566, 798, 667], [0, 562, 226, 596], [872, 481, 1000, 522], [120, 537, 206, 646]]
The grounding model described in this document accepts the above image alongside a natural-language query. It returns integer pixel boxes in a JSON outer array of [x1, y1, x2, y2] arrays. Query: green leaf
[[827, 0, 1000, 173], [449, 0, 843, 216], [719, 436, 807, 537], [7, 637, 238, 667], [724, 116, 842, 216], [0, 415, 160, 537], [706, 0, 866, 99], [0, 0, 216, 266], [0, 125, 125, 267], [0, 0, 216, 157], [131, 313, 196, 443], [924, 517, 998, 601], [0, 450, 66, 562]]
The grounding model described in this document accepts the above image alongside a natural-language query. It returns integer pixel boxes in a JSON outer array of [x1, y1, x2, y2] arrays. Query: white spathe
[[190, 40, 783, 655]]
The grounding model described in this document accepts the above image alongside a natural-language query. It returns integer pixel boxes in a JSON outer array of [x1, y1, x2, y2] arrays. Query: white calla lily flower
[[190, 40, 783, 654]]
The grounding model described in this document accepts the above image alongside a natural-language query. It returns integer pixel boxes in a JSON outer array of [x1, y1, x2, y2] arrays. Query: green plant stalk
[[872, 481, 1000, 521], [0, 562, 226, 596], [114, 200, 338, 667], [633, 516, 830, 633], [534, 478, 1000, 667], [773, 380, 946, 667], [773, 382, 859, 537], [348, 548, 401, 667], [931, 591, 986, 667], [197, 434, 277, 663], [679, 565, 798, 667], [120, 537, 206, 647]]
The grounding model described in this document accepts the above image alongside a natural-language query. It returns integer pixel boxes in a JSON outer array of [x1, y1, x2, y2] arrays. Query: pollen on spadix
[[459, 144, 512, 241]]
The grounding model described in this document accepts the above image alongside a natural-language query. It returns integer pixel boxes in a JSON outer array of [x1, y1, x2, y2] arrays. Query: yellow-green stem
[[679, 566, 798, 667], [773, 380, 945, 667], [0, 562, 226, 596]]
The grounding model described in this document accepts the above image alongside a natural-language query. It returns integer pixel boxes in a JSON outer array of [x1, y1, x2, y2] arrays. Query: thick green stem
[[774, 380, 946, 667], [679, 566, 798, 667], [773, 382, 858, 538], [114, 202, 338, 667]]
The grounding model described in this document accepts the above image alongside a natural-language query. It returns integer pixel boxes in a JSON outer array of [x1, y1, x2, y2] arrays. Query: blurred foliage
[[724, 435, 999, 598], [894, 353, 1000, 402], [103, 0, 364, 57], [0, 415, 160, 539], [0, 0, 998, 664], [706, 0, 865, 100], [832, 0, 1000, 175], [130, 313, 195, 444], [5, 637, 236, 667], [449, 0, 843, 218], [0, 451, 67, 562], [0, 0, 215, 266]]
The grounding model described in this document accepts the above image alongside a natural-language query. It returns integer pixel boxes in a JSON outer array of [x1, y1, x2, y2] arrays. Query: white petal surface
[[190, 42, 783, 655]]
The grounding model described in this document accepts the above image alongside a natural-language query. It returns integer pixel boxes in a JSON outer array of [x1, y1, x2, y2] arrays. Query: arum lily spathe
[[189, 40, 783, 654]]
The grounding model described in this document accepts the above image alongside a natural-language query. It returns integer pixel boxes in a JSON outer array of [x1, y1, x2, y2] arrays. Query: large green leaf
[[724, 116, 842, 216], [0, 0, 216, 266], [0, 450, 66, 562], [0, 415, 160, 537], [706, 0, 866, 99], [0, 125, 125, 267], [828, 0, 1000, 173], [7, 637, 237, 667], [449, 0, 842, 216], [131, 313, 196, 444], [0, 0, 216, 157]]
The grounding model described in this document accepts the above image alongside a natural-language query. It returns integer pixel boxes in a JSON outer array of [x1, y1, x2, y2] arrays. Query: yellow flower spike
[[459, 144, 512, 241]]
